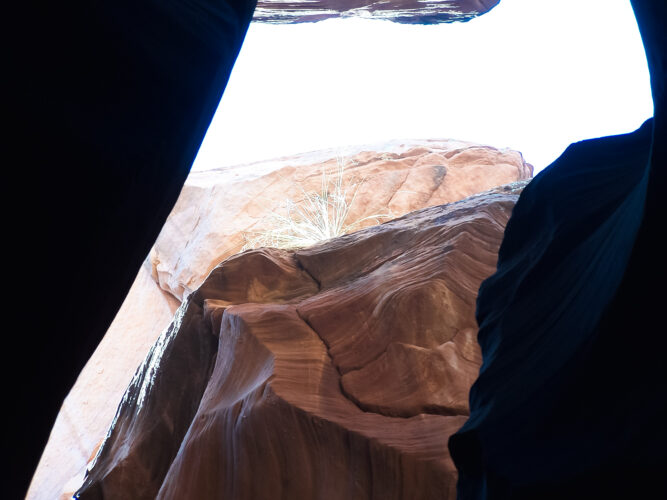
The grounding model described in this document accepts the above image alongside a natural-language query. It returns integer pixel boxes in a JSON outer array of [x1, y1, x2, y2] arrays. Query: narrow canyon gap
[[8, 0, 665, 498]]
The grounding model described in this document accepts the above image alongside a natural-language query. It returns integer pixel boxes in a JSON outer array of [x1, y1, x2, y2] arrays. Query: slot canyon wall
[[30, 142, 531, 499], [11, 0, 499, 497], [76, 180, 528, 499], [11, 0, 666, 498]]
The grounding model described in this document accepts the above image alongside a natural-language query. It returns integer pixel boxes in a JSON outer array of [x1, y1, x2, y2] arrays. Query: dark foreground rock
[[449, 120, 667, 499]]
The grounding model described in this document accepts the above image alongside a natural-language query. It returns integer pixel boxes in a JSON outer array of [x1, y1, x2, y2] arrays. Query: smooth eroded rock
[[153, 140, 531, 301], [33, 142, 530, 499], [75, 181, 528, 499]]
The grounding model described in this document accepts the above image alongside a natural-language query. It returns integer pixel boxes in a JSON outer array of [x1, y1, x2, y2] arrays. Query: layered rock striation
[[75, 181, 527, 499], [152, 140, 531, 302], [30, 141, 530, 500], [253, 0, 500, 24]]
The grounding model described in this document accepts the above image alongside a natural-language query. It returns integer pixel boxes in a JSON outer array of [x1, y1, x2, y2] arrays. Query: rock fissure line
[[294, 307, 422, 420], [424, 166, 448, 206], [293, 255, 322, 290], [332, 340, 473, 419], [385, 172, 411, 209], [170, 207, 206, 297], [295, 238, 410, 292], [293, 308, 390, 417]]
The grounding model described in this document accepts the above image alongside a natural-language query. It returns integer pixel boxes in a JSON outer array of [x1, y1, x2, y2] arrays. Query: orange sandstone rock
[[76, 181, 528, 499], [31, 142, 530, 499], [152, 141, 531, 302]]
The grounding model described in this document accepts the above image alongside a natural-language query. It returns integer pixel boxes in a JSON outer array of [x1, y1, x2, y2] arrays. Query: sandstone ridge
[[30, 141, 531, 499], [152, 140, 531, 302], [76, 181, 528, 499]]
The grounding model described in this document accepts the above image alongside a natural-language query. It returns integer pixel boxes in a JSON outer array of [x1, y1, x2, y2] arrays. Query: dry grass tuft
[[242, 157, 392, 250]]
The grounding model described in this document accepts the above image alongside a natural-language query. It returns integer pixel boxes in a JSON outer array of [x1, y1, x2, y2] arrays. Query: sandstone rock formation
[[254, 0, 500, 24], [152, 140, 531, 302], [75, 181, 528, 499], [29, 141, 531, 499], [15, 0, 666, 497]]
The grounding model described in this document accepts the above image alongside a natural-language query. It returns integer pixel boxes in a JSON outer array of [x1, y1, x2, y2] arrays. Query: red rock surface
[[152, 140, 531, 302], [254, 0, 500, 24], [75, 181, 528, 499], [30, 142, 531, 499]]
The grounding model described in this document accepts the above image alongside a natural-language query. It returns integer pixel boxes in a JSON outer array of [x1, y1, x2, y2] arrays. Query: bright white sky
[[192, 0, 653, 174]]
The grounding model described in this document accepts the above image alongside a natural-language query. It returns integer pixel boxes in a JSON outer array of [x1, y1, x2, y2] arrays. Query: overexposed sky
[[192, 0, 653, 174]]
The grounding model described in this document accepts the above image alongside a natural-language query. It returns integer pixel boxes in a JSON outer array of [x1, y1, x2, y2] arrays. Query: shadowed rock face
[[450, 119, 667, 499], [75, 181, 527, 500], [253, 0, 499, 24], [9, 0, 258, 496]]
